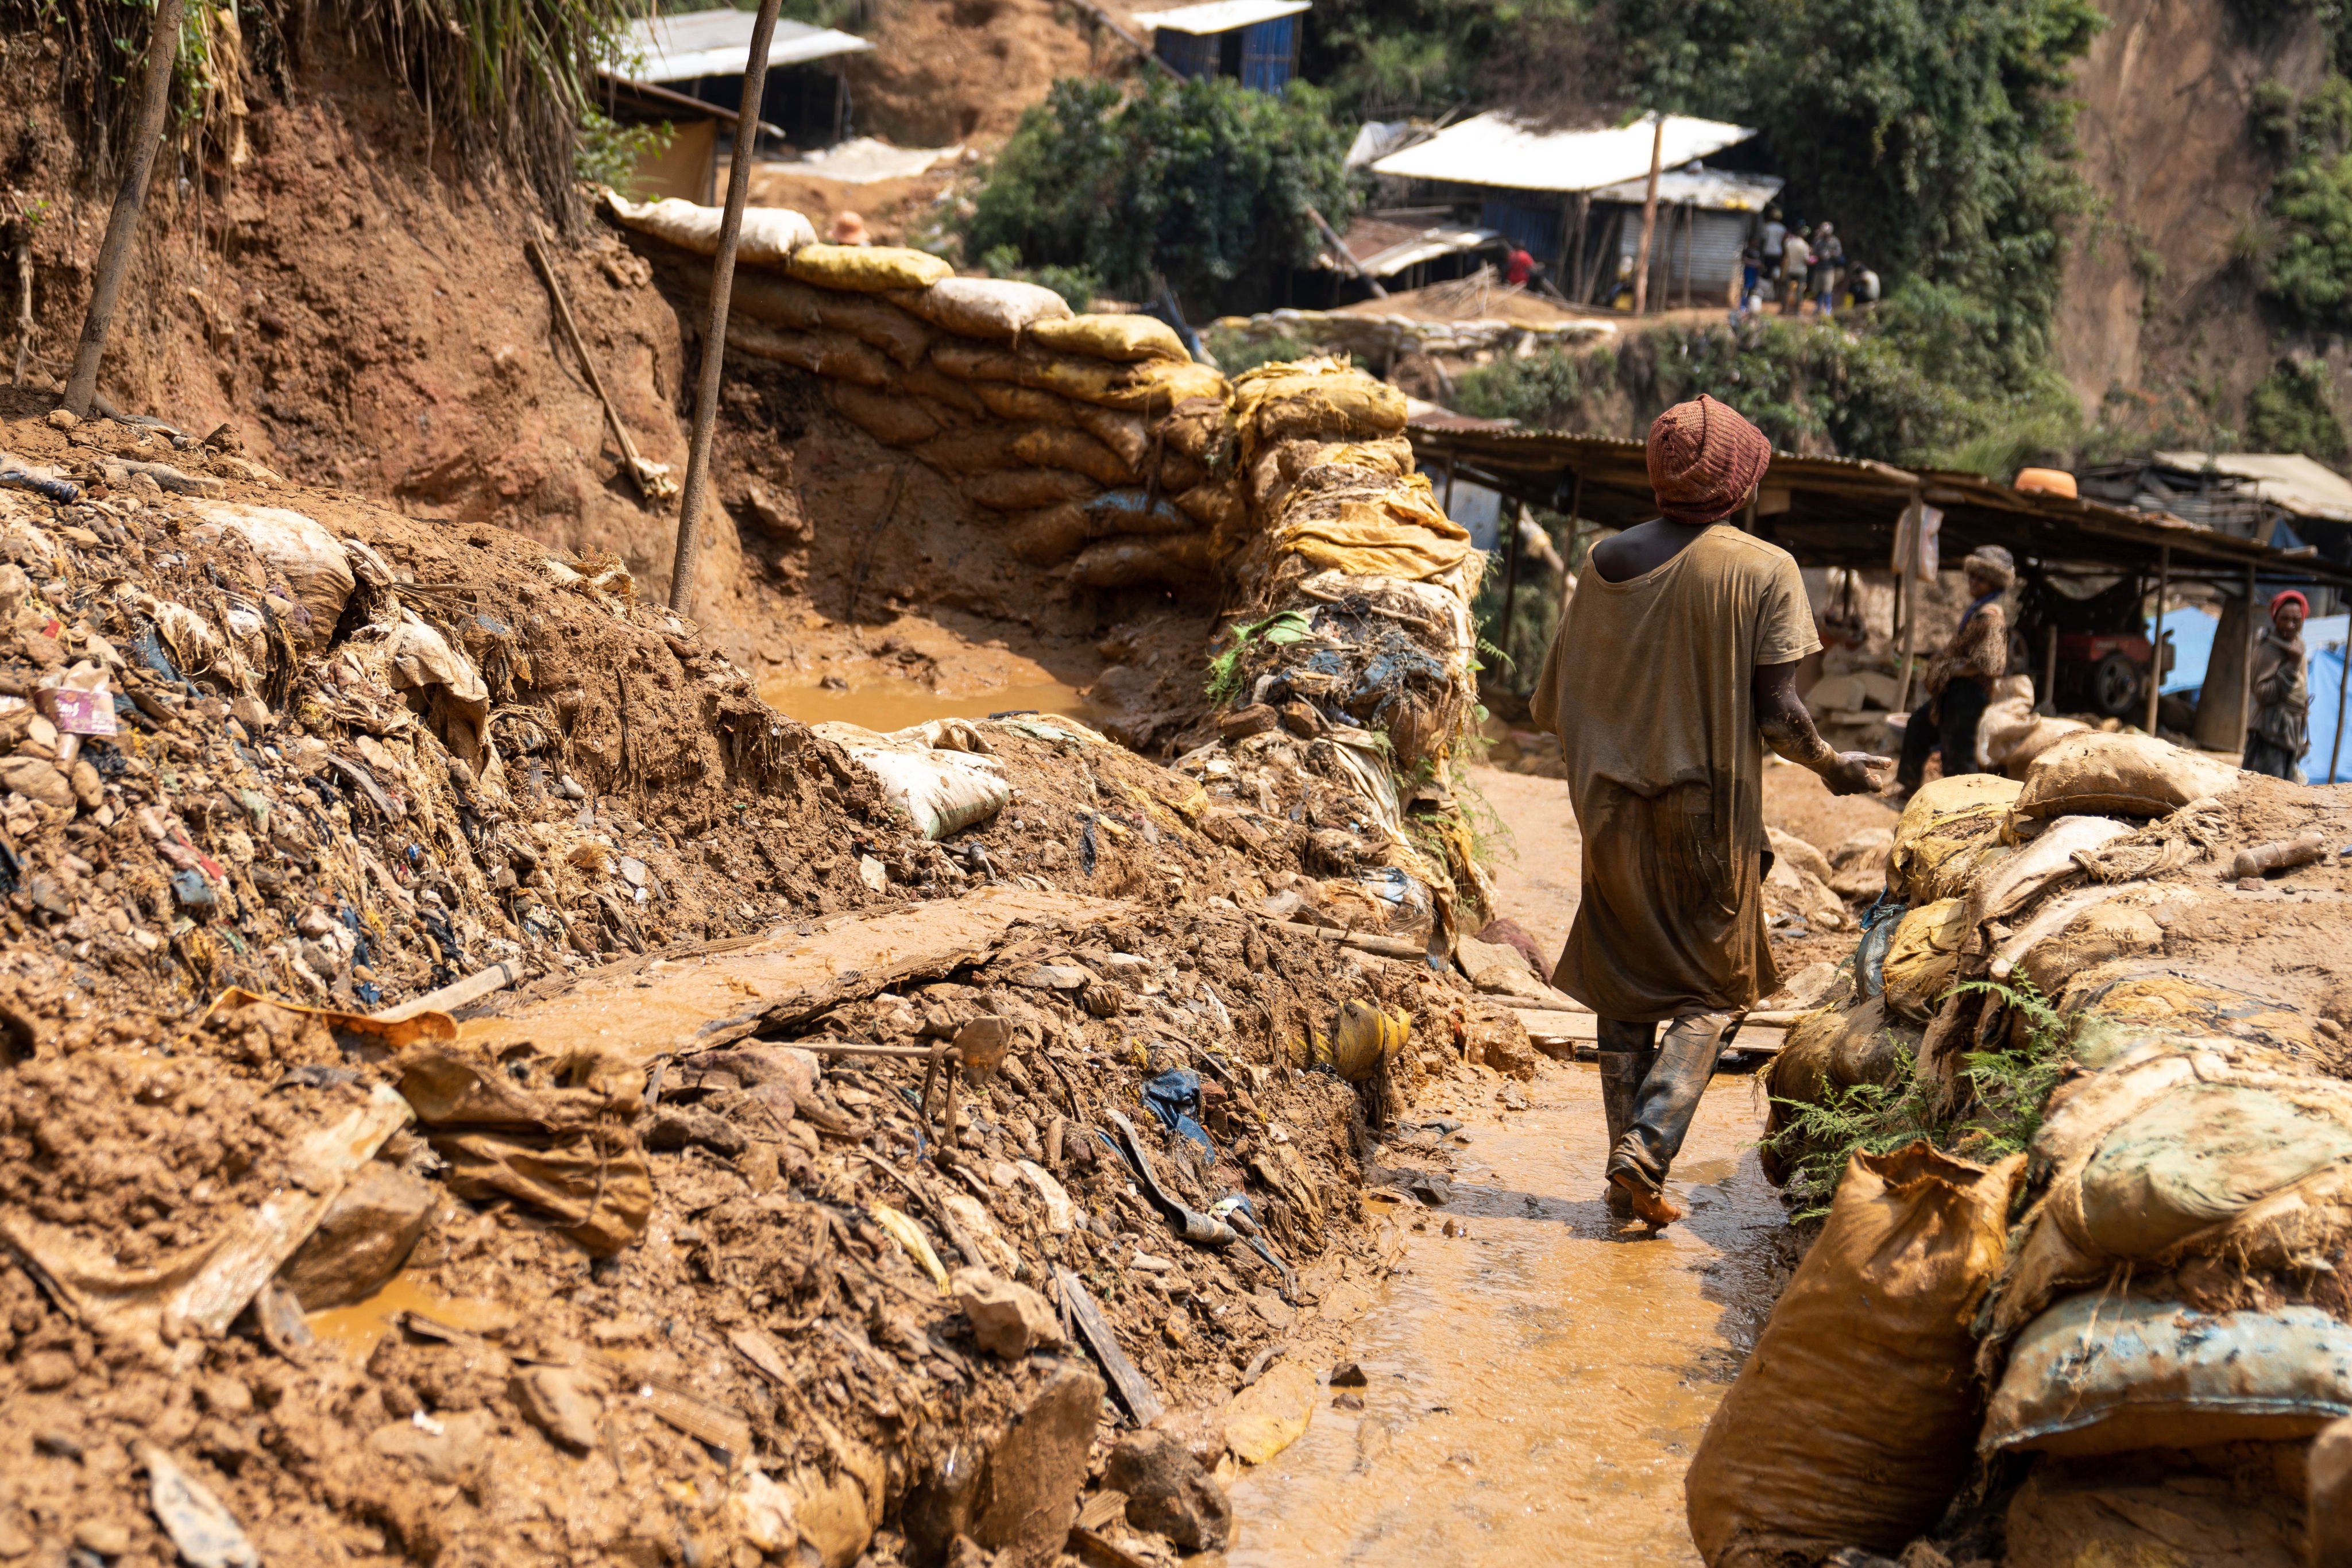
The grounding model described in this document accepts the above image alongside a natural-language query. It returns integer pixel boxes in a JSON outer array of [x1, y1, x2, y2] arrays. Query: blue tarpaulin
[[2149, 609, 2351, 782]]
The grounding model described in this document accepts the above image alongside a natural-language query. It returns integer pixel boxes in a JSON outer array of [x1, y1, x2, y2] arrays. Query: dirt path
[[1222, 760, 1793, 1564], [1225, 1064, 1782, 1565]]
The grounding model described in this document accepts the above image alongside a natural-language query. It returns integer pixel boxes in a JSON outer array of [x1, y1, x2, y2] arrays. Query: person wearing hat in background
[[2246, 590, 2312, 781], [1530, 395, 1891, 1229], [1895, 545, 2015, 793]]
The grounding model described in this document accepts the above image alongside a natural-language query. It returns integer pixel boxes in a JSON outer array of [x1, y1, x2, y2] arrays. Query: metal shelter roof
[[1133, 0, 1311, 34], [1585, 165, 1785, 211], [1406, 422, 2352, 588], [1351, 225, 1502, 277], [2150, 451, 2352, 524], [618, 11, 873, 83], [1369, 111, 1758, 195]]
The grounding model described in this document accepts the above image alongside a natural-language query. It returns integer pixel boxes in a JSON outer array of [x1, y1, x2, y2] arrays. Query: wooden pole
[[2145, 545, 2168, 736], [1569, 192, 1590, 301], [2042, 624, 2058, 713], [1499, 497, 1523, 679], [2330, 631, 2350, 785], [1678, 200, 1694, 308], [63, 0, 184, 417], [2239, 564, 2258, 761], [1631, 114, 1665, 316], [1893, 494, 1922, 713], [670, 0, 786, 617]]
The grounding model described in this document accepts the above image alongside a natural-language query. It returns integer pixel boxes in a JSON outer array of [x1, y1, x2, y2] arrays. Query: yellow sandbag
[[1175, 481, 1246, 535], [1887, 773, 2021, 903], [1320, 437, 1416, 477], [1269, 474, 1474, 581], [915, 424, 1029, 476], [1156, 395, 1234, 461], [1073, 404, 1151, 468], [1011, 426, 1136, 488], [829, 382, 939, 446], [728, 273, 933, 366], [1069, 533, 1218, 589], [1005, 504, 1091, 566], [929, 339, 1028, 383], [902, 362, 987, 418], [785, 244, 953, 292], [1234, 360, 1408, 450], [965, 468, 1100, 512], [725, 321, 893, 389], [889, 276, 1071, 340], [1155, 448, 1208, 494], [973, 381, 1079, 427], [2015, 731, 2243, 818], [1687, 1145, 2022, 1564], [1031, 355, 1229, 413], [1882, 898, 1969, 1022], [1026, 313, 1192, 364]]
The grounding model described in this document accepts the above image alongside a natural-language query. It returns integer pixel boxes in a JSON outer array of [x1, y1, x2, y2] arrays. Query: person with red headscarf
[[1530, 395, 1891, 1227], [2246, 589, 2312, 781]]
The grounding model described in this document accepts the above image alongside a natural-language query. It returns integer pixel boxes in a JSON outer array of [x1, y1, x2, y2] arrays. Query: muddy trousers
[[1596, 1011, 1738, 1199]]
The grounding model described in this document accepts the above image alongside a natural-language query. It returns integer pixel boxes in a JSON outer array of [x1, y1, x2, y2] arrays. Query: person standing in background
[[1894, 546, 2015, 792], [1779, 222, 1810, 315], [1760, 207, 1787, 303], [2245, 590, 2312, 781], [1735, 235, 1763, 320], [1810, 222, 1844, 319]]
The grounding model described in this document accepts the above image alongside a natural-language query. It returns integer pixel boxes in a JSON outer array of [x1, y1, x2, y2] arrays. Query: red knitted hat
[[1646, 395, 1773, 524]]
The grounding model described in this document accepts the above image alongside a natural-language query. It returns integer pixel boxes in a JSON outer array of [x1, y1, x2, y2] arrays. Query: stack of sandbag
[[603, 195, 1233, 590], [1172, 358, 1490, 940], [1730, 727, 2352, 1551], [1973, 673, 2092, 777]]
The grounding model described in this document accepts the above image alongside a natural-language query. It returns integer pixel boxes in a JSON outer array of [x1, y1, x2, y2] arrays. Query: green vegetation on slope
[[962, 75, 1357, 315]]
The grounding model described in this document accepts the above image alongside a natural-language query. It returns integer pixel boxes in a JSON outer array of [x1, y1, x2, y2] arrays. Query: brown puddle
[[306, 1272, 514, 1356], [1227, 1066, 1784, 1566], [756, 675, 1095, 732]]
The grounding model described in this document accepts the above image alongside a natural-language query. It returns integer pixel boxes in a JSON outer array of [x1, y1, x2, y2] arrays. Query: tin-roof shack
[[1368, 111, 1780, 308], [1135, 0, 1309, 90], [603, 8, 875, 188]]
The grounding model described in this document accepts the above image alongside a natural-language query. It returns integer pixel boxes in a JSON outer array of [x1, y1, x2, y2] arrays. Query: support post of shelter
[[1499, 497, 1524, 683], [2146, 545, 2168, 737], [1893, 491, 1923, 715], [2041, 624, 2057, 716], [2331, 630, 2350, 786], [1570, 193, 1589, 301], [2239, 563, 2258, 759], [669, 0, 786, 617], [1632, 114, 1664, 316]]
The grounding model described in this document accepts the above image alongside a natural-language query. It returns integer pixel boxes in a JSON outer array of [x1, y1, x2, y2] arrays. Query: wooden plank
[[1515, 1009, 1786, 1057], [1057, 1266, 1164, 1426]]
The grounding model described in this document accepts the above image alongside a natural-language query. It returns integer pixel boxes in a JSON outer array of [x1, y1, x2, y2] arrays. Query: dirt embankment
[[0, 386, 1551, 1568], [2055, 0, 2330, 424]]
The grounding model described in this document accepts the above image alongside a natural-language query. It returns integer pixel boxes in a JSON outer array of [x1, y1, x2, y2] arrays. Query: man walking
[[1778, 222, 1810, 315], [1530, 396, 1890, 1227], [2246, 589, 2312, 781], [1894, 546, 2015, 791]]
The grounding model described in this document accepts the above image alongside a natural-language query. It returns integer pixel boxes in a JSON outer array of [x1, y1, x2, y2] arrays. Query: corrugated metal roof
[[1369, 111, 1758, 194], [1588, 165, 1784, 211], [619, 11, 873, 83], [2152, 451, 2352, 523], [1134, 0, 1310, 35], [1355, 225, 1501, 277]]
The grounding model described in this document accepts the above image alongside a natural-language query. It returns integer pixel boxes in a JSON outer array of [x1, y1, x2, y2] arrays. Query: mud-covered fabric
[[1530, 524, 1820, 1019], [1644, 394, 1773, 526]]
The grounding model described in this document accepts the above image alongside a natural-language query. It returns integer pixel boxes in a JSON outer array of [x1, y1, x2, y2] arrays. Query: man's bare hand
[[1820, 752, 1894, 797]]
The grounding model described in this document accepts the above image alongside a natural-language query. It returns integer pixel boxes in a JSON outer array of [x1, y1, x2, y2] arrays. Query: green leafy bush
[[2263, 78, 2352, 329], [574, 107, 667, 196], [2247, 356, 2349, 458], [963, 76, 1357, 315]]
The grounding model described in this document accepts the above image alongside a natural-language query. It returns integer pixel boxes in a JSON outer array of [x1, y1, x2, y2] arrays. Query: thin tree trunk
[[670, 0, 785, 617], [1631, 114, 1664, 316], [64, 0, 185, 416]]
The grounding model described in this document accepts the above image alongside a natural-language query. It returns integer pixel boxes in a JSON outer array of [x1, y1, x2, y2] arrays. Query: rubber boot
[[1594, 1019, 1657, 1219], [1606, 1010, 1737, 1227]]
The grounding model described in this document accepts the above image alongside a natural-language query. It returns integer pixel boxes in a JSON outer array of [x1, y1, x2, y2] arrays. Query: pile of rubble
[[0, 396, 1543, 1568]]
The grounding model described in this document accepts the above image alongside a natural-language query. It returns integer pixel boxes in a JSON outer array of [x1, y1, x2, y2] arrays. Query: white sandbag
[[895, 277, 1072, 341], [2015, 732, 2243, 818], [604, 194, 817, 267], [811, 722, 1010, 840], [187, 501, 356, 633]]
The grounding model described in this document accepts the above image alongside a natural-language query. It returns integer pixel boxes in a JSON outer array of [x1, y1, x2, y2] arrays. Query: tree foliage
[[961, 76, 1357, 313]]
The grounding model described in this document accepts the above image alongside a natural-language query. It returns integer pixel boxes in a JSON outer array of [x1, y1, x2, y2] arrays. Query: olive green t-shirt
[[1529, 526, 1821, 1019]]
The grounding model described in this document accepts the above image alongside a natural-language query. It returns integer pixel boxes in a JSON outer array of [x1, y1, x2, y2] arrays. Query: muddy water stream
[[756, 675, 1095, 731], [1229, 1065, 1785, 1567]]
